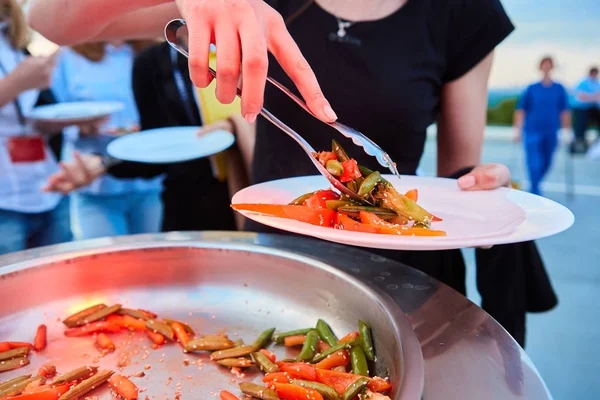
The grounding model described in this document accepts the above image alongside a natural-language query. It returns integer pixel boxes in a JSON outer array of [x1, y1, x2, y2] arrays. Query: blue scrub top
[[571, 77, 600, 110], [516, 81, 569, 134]]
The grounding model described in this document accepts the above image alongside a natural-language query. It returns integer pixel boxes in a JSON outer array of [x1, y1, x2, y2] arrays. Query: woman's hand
[[457, 163, 511, 191], [9, 54, 57, 92], [196, 119, 235, 137], [42, 152, 105, 194], [175, 0, 336, 124]]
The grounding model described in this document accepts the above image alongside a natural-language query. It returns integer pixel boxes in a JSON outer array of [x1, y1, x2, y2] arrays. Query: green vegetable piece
[[253, 352, 279, 373], [332, 139, 350, 162], [373, 183, 434, 223], [350, 345, 369, 376], [290, 380, 341, 400], [0, 376, 41, 398], [63, 304, 107, 328], [358, 171, 381, 197], [358, 166, 391, 186], [326, 160, 344, 176], [337, 205, 397, 219], [0, 375, 31, 392], [0, 357, 29, 372], [118, 308, 154, 320], [216, 358, 255, 368], [289, 191, 316, 206], [211, 345, 256, 360], [0, 346, 30, 361], [52, 366, 99, 385], [325, 200, 352, 211], [358, 320, 375, 361], [316, 319, 338, 347], [145, 319, 174, 341], [253, 327, 276, 350], [312, 343, 350, 363], [239, 382, 280, 400], [58, 370, 113, 400], [297, 330, 319, 362], [184, 337, 235, 352], [272, 328, 314, 344], [342, 377, 369, 400], [80, 304, 122, 325]]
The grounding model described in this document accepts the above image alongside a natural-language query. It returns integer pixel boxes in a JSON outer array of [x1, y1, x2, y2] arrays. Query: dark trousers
[[524, 131, 558, 196], [573, 107, 600, 141]]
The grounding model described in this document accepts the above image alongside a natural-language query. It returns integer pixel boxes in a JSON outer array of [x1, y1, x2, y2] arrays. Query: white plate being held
[[107, 126, 235, 163], [232, 175, 574, 251], [26, 101, 124, 125]]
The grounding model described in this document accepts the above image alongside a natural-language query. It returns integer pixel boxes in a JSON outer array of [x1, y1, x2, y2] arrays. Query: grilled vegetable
[[326, 160, 344, 176], [357, 171, 381, 197], [312, 343, 351, 363], [358, 321, 375, 361], [239, 382, 280, 400], [211, 345, 255, 360], [290, 379, 341, 400], [297, 330, 319, 362], [58, 369, 113, 400], [253, 352, 279, 373], [332, 140, 349, 163], [350, 346, 368, 376], [145, 319, 174, 341], [216, 358, 256, 368], [185, 337, 235, 352], [341, 377, 369, 400], [316, 320, 338, 347], [52, 366, 98, 385], [253, 328, 276, 350], [62, 304, 107, 328], [272, 328, 314, 344], [371, 183, 433, 224]]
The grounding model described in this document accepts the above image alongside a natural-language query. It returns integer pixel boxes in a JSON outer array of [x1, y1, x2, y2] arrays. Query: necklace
[[335, 17, 354, 38]]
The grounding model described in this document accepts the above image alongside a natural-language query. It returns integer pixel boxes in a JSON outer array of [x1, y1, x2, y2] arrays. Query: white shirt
[[0, 34, 61, 213]]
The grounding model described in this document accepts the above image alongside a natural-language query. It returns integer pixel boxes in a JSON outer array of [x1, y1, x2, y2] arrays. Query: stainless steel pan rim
[[0, 233, 424, 399]]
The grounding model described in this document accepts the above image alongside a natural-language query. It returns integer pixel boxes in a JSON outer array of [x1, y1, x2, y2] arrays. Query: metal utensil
[[165, 19, 399, 204]]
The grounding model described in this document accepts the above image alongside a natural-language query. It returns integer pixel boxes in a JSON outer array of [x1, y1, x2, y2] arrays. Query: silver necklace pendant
[[336, 18, 353, 38]]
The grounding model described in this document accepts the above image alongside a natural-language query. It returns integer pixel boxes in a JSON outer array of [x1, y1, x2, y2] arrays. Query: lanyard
[[0, 56, 28, 131], [169, 46, 200, 125]]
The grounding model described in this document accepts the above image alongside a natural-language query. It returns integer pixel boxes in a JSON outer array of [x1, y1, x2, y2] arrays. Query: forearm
[[27, 0, 172, 44], [560, 111, 572, 129], [0, 75, 26, 108], [513, 110, 525, 129]]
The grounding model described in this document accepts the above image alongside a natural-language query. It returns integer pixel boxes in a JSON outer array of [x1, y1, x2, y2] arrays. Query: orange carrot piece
[[359, 211, 446, 236], [171, 322, 190, 347], [404, 189, 418, 202], [270, 383, 324, 400], [95, 333, 115, 352], [120, 315, 147, 331], [338, 332, 359, 344], [317, 340, 330, 353], [259, 349, 276, 363], [263, 372, 291, 384], [219, 390, 240, 400], [146, 330, 165, 345], [7, 341, 33, 349], [33, 324, 47, 351], [283, 335, 306, 347], [109, 374, 139, 400], [231, 204, 336, 227], [315, 350, 349, 370], [0, 342, 9, 352], [368, 376, 392, 393], [38, 364, 57, 378]]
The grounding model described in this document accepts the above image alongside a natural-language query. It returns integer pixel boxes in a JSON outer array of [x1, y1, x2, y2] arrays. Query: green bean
[[51, 366, 99, 385], [312, 343, 350, 363], [325, 200, 352, 210], [0, 346, 30, 361], [253, 327, 276, 350], [185, 337, 235, 352], [253, 352, 279, 373], [80, 304, 121, 325], [316, 319, 338, 347], [0, 375, 31, 391], [216, 358, 255, 368], [358, 166, 391, 185], [239, 382, 280, 400], [326, 160, 344, 176], [342, 377, 369, 400], [0, 357, 29, 372], [332, 140, 350, 162], [63, 304, 107, 327], [350, 345, 369, 376], [211, 345, 255, 360], [145, 319, 174, 340], [358, 171, 381, 197], [0, 376, 41, 398], [297, 330, 319, 362], [290, 380, 341, 400], [358, 320, 375, 361], [58, 370, 113, 400], [118, 308, 156, 320], [337, 205, 397, 220], [289, 191, 316, 206], [272, 328, 314, 344]]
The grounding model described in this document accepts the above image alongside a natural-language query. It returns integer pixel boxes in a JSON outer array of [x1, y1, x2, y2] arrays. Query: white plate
[[232, 175, 574, 251], [107, 126, 235, 163], [26, 101, 124, 124]]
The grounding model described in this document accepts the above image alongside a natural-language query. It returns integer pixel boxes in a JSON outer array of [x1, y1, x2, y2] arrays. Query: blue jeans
[[72, 192, 163, 240], [524, 131, 558, 196], [0, 197, 73, 255]]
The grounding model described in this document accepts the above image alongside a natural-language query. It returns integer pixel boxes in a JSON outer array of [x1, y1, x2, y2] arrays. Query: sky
[[27, 0, 599, 90], [490, 0, 600, 89]]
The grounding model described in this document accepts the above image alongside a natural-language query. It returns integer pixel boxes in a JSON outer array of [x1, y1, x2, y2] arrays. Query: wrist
[[5, 71, 29, 93]]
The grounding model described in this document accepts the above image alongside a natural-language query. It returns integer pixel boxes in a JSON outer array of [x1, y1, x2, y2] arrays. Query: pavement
[[419, 131, 600, 400]]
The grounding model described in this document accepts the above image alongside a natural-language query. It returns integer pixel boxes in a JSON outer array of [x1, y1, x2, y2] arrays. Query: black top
[[108, 42, 236, 231], [253, 0, 514, 183]]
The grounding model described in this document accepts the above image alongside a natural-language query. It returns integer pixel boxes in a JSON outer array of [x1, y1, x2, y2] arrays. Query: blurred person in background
[[570, 66, 600, 154], [513, 56, 571, 196], [50, 40, 165, 239]]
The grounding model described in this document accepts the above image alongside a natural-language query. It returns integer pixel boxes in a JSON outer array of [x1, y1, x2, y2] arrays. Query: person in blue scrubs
[[570, 67, 600, 154], [514, 56, 571, 196]]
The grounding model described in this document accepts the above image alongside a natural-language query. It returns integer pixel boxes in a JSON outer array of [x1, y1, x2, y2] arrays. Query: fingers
[[238, 21, 268, 122], [457, 164, 511, 191], [214, 13, 241, 104], [186, 11, 213, 88], [266, 13, 337, 122]]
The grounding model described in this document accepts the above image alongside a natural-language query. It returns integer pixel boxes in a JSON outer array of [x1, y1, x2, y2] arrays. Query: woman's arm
[[436, 52, 495, 178]]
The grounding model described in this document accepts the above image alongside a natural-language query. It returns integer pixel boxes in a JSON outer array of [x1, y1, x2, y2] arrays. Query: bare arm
[[513, 110, 524, 130], [0, 74, 27, 108], [436, 52, 495, 177], [560, 111, 571, 129]]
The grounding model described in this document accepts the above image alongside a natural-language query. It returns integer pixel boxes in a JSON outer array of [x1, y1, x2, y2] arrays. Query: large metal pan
[[0, 235, 424, 399]]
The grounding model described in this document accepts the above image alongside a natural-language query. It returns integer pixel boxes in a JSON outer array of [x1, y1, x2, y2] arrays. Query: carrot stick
[[33, 325, 47, 351], [259, 349, 276, 363], [219, 390, 240, 400], [338, 332, 359, 344], [171, 322, 190, 347], [315, 350, 349, 370], [64, 321, 121, 337], [9, 384, 71, 400], [95, 333, 115, 353], [146, 330, 165, 345], [0, 342, 9, 352], [108, 374, 139, 400], [7, 342, 33, 349], [283, 335, 306, 347], [120, 315, 147, 331]]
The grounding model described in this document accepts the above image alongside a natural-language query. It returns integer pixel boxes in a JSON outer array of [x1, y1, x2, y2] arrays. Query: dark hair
[[539, 56, 554, 69], [591, 67, 599, 75]]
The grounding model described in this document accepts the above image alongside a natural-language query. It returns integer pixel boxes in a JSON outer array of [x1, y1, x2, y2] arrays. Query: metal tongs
[[165, 19, 400, 205]]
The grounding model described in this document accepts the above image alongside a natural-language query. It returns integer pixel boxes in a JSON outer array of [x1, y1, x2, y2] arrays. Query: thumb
[[457, 164, 511, 191]]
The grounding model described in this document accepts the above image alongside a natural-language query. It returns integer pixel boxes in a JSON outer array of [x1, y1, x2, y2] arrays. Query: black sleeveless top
[[252, 0, 514, 183]]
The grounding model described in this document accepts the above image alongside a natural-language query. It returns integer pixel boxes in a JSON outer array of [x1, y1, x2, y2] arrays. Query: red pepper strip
[[404, 189, 418, 202], [304, 190, 340, 209], [11, 384, 72, 399], [0, 341, 34, 349], [316, 151, 338, 166], [335, 213, 379, 234], [315, 350, 349, 370], [119, 315, 147, 331], [171, 322, 190, 347], [232, 204, 336, 227], [33, 325, 47, 351], [359, 211, 446, 237], [339, 159, 361, 183], [315, 369, 362, 395], [338, 332, 359, 344], [277, 362, 317, 381], [259, 349, 276, 363], [270, 382, 324, 400], [317, 340, 330, 353], [262, 372, 291, 384], [63, 321, 121, 337], [368, 376, 392, 393]]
